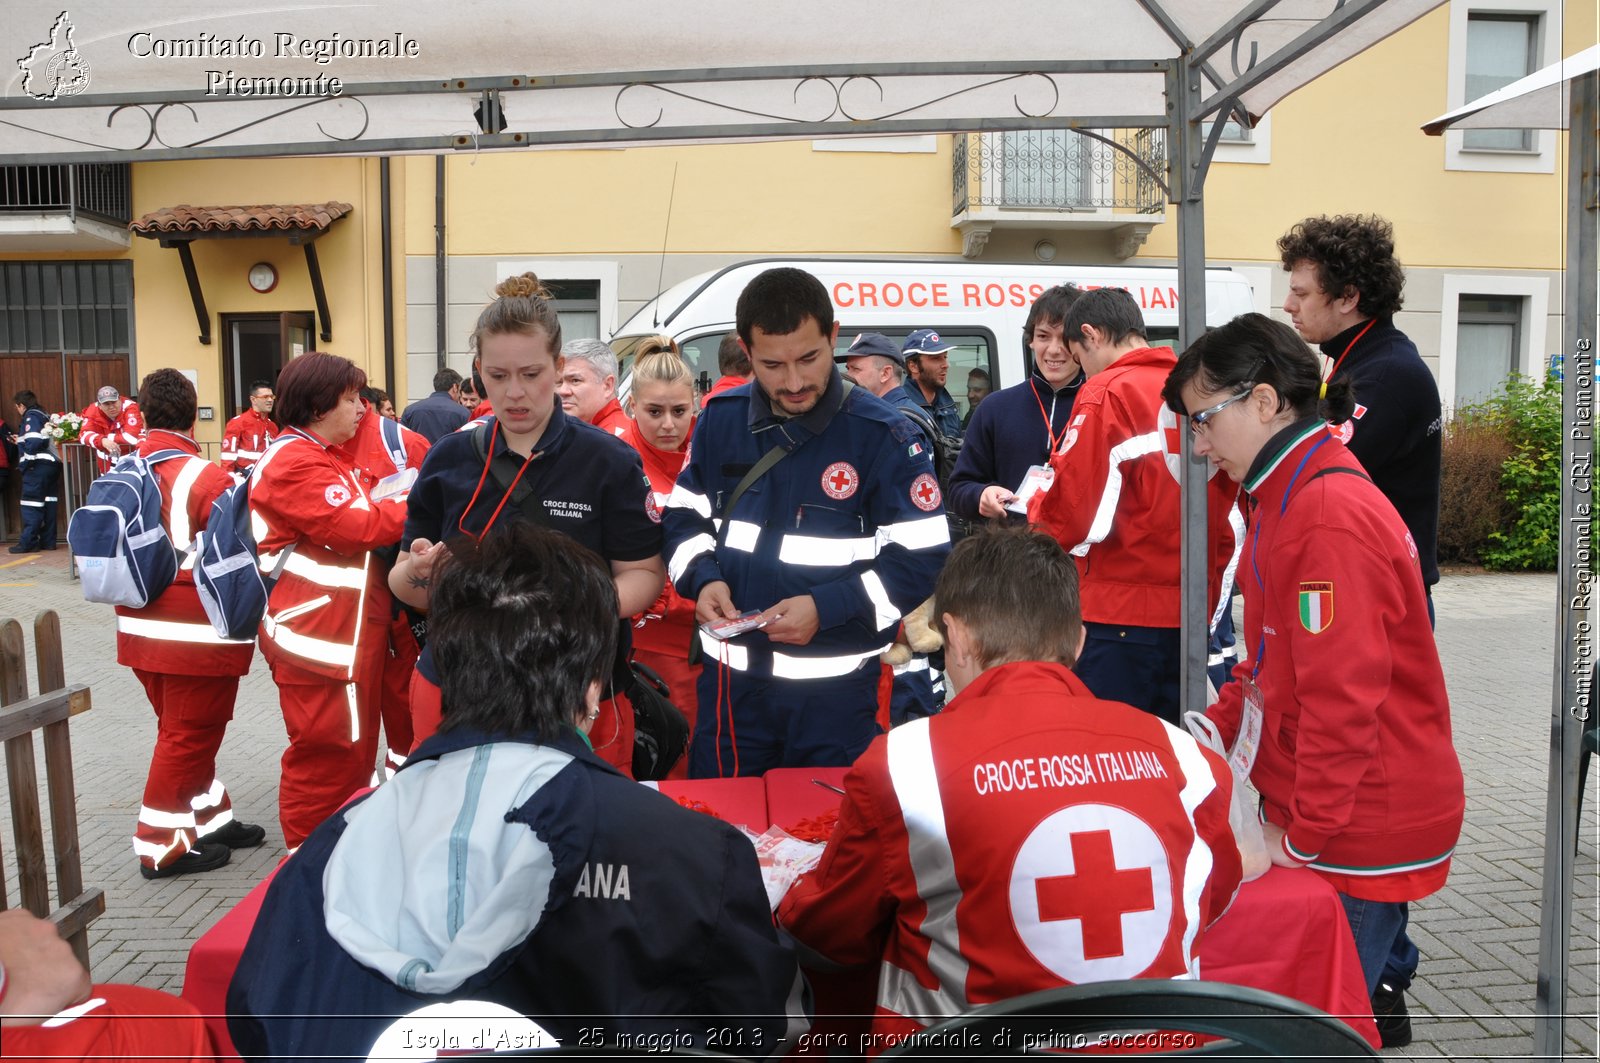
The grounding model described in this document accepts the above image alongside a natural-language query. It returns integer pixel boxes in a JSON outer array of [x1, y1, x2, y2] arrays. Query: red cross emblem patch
[[821, 461, 859, 500], [910, 473, 942, 511], [644, 492, 663, 524], [1009, 804, 1172, 982]]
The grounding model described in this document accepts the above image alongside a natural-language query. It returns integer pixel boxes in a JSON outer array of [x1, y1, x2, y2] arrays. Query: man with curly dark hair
[[1278, 214, 1442, 598]]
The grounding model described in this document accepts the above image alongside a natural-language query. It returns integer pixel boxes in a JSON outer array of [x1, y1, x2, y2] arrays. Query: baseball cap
[[903, 329, 955, 357], [837, 331, 906, 366], [96, 386, 120, 403]]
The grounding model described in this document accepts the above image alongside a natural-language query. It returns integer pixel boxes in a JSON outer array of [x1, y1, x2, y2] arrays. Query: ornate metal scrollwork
[[0, 96, 370, 153], [615, 71, 1064, 128]]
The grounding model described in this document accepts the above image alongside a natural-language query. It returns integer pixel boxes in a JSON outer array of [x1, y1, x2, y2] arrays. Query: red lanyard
[[1031, 378, 1070, 454], [457, 420, 541, 540], [1323, 318, 1377, 384]]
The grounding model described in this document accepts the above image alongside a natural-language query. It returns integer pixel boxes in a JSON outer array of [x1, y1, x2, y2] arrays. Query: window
[[1204, 112, 1272, 166], [1438, 274, 1551, 411], [1463, 14, 1538, 151], [1443, 0, 1558, 173], [545, 279, 600, 342], [1455, 295, 1522, 405]]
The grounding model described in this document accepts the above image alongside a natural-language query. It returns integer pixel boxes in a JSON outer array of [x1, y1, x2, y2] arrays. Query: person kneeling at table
[[228, 524, 809, 1060], [777, 527, 1243, 1045]]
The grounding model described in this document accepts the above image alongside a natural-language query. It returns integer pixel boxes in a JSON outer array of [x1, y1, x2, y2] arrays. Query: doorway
[[220, 312, 314, 420]]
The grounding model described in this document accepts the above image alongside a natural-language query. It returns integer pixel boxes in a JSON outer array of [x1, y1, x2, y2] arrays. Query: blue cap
[[903, 328, 955, 356], [837, 331, 906, 366]]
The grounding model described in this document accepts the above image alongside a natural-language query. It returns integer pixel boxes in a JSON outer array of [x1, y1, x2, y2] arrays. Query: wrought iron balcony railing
[[953, 129, 1166, 215], [0, 164, 132, 226]]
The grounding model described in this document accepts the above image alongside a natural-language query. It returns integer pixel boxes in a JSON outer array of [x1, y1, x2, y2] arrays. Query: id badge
[[1004, 464, 1055, 514], [1232, 678, 1266, 778]]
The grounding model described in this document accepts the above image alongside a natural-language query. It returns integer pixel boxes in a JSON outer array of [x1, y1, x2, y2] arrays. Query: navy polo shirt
[[405, 403, 662, 683]]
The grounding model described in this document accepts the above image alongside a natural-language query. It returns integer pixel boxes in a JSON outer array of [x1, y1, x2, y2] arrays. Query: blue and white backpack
[[193, 441, 296, 640], [67, 450, 190, 608]]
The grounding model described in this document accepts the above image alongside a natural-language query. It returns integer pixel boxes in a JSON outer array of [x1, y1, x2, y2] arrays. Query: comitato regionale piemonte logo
[[18, 11, 92, 101]]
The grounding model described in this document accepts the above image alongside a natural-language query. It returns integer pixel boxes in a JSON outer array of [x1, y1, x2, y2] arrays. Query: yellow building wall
[[125, 156, 394, 446], [433, 141, 962, 257]]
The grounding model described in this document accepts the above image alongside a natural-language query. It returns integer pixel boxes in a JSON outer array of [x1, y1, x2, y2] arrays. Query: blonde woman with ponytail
[[621, 344, 700, 777], [389, 273, 665, 776]]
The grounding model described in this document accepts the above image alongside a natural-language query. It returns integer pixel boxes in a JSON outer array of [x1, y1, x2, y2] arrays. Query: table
[[183, 773, 1379, 1056], [642, 776, 768, 832]]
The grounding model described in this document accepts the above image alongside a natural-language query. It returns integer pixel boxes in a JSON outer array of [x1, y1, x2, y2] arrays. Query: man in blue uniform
[[663, 268, 951, 775], [899, 328, 966, 439], [11, 391, 60, 553]]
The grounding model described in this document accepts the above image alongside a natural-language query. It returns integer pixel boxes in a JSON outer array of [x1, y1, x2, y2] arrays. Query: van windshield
[[612, 331, 732, 399]]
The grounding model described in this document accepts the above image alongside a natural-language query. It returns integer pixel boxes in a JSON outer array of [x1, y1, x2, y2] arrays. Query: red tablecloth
[[644, 776, 768, 832], [183, 773, 1378, 1055], [182, 871, 276, 1063]]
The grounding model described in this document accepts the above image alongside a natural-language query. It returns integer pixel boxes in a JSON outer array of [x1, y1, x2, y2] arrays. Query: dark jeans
[[1074, 622, 1181, 725], [1338, 894, 1418, 995]]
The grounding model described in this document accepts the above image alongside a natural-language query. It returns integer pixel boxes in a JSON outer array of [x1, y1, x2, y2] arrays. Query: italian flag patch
[[1299, 582, 1334, 634]]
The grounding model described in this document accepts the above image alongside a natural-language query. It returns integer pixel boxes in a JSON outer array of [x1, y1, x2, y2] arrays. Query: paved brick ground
[[0, 549, 1596, 1058]]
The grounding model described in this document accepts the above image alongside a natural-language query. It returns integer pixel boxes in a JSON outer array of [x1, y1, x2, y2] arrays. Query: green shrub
[[1455, 370, 1563, 571]]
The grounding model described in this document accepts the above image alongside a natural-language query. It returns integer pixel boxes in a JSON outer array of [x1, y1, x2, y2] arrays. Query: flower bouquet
[[44, 411, 85, 443]]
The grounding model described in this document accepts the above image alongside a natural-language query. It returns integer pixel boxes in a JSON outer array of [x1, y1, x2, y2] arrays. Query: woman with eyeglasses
[[1162, 312, 1462, 1048]]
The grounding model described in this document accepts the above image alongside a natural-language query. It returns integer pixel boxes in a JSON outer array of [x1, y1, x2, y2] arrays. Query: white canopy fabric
[[1422, 43, 1600, 133], [0, 0, 1442, 161]]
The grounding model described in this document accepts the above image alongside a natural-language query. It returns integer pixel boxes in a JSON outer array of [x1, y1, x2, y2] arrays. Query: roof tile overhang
[[130, 202, 353, 240], [131, 202, 351, 347]]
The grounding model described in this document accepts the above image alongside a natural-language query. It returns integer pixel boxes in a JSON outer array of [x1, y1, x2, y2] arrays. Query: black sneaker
[[140, 843, 230, 880], [1371, 981, 1413, 1048], [204, 820, 267, 849], [7, 544, 37, 555]]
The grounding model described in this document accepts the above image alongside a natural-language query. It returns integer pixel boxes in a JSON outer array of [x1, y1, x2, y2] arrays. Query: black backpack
[[899, 406, 969, 542]]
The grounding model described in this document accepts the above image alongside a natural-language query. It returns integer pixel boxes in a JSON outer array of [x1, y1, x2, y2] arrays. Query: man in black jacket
[[399, 368, 470, 442], [1279, 214, 1442, 603]]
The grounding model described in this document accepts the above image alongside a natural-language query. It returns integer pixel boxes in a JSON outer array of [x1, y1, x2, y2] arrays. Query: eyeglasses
[[1189, 386, 1255, 433]]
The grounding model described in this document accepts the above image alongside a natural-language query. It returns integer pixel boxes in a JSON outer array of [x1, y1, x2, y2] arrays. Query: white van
[[611, 258, 1256, 417]]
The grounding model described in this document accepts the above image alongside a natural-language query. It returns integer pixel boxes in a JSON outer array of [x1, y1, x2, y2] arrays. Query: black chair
[[1578, 719, 1600, 852], [879, 979, 1379, 1058]]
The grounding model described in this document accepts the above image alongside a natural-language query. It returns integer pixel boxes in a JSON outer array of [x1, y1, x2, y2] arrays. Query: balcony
[[951, 130, 1167, 259], [0, 164, 133, 251]]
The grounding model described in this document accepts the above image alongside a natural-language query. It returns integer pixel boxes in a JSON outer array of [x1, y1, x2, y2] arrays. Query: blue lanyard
[[1246, 434, 1332, 680]]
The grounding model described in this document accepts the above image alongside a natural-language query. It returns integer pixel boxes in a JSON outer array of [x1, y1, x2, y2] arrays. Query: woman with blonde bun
[[621, 347, 700, 777], [390, 273, 665, 776]]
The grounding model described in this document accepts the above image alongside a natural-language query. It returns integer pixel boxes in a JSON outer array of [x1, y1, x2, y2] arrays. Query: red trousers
[[634, 647, 701, 780], [270, 630, 385, 850], [409, 671, 637, 779], [379, 613, 420, 777], [131, 670, 240, 871], [3, 983, 216, 1062]]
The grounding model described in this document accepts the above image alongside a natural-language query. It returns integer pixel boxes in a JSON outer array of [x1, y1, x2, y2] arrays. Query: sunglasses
[[1189, 386, 1256, 433]]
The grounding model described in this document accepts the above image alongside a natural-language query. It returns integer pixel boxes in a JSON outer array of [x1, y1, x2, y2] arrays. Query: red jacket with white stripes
[[249, 428, 408, 683], [1029, 346, 1241, 629], [80, 399, 145, 473], [778, 662, 1242, 1045], [221, 409, 278, 475], [1207, 420, 1463, 900], [115, 431, 254, 676], [622, 418, 696, 658], [331, 404, 430, 494]]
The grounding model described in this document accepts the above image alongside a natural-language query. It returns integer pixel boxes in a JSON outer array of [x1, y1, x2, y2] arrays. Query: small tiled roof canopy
[[130, 202, 352, 236]]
